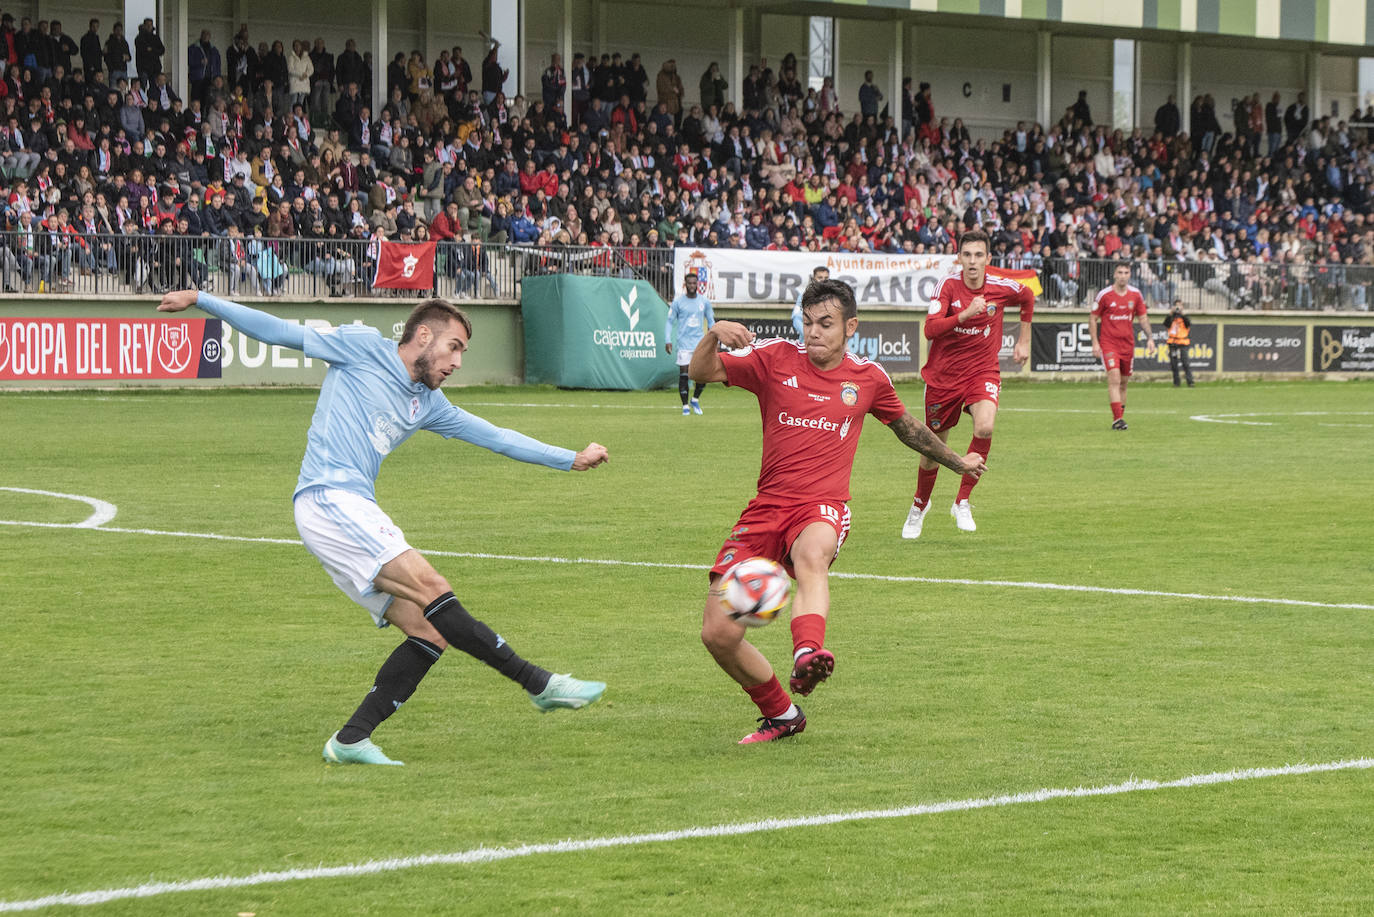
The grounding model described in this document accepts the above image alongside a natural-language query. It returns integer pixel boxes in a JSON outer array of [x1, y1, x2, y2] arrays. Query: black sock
[[692, 381, 706, 399], [678, 371, 690, 405], [422, 592, 551, 694], [336, 636, 443, 744]]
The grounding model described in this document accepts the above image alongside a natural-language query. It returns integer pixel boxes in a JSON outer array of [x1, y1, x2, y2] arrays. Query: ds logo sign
[[1056, 322, 1094, 359]]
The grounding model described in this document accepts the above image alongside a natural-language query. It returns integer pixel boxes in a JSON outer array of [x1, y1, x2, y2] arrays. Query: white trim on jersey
[[983, 274, 1026, 293], [838, 349, 895, 384], [1095, 284, 1143, 305], [749, 336, 801, 353]]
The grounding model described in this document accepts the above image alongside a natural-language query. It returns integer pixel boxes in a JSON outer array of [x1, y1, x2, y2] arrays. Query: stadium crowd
[[0, 8, 1371, 308]]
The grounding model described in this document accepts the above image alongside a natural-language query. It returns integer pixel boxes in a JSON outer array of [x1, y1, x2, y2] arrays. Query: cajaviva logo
[[620, 286, 639, 330]]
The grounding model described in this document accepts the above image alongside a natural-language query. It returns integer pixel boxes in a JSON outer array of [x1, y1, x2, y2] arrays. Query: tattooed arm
[[889, 411, 987, 477]]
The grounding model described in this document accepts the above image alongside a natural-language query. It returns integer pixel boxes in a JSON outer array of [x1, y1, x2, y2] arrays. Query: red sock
[[1111, 402, 1124, 421], [790, 613, 826, 657], [913, 466, 939, 510], [744, 675, 792, 719], [956, 436, 991, 502]]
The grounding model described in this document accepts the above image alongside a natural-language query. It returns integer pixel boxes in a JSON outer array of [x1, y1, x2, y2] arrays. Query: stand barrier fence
[[0, 232, 1367, 313]]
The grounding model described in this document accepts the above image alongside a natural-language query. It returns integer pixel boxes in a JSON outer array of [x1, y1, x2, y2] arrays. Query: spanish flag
[[987, 266, 1043, 297]]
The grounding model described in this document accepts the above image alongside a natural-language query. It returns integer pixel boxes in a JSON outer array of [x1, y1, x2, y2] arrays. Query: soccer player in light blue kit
[[790, 265, 830, 340], [664, 269, 716, 415], [157, 289, 609, 766]]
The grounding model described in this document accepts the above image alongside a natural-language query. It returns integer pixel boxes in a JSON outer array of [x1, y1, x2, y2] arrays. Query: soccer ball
[[720, 557, 791, 627]]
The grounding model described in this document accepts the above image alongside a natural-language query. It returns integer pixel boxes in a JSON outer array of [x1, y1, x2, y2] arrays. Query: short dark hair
[[957, 228, 990, 252], [811, 265, 829, 278], [800, 278, 857, 322], [400, 299, 473, 344]]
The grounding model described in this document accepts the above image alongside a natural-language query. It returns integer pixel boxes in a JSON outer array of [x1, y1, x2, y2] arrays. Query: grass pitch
[[1, 378, 1372, 915]]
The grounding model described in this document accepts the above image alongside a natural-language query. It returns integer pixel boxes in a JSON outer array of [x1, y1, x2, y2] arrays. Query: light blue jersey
[[664, 293, 716, 355], [791, 292, 804, 340], [195, 293, 575, 501]]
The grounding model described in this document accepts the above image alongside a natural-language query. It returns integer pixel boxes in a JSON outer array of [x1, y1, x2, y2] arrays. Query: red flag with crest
[[373, 240, 436, 290]]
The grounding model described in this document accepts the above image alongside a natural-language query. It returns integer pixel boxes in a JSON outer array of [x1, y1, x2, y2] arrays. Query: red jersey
[[1092, 285, 1146, 353], [722, 339, 906, 503], [922, 272, 1034, 386]]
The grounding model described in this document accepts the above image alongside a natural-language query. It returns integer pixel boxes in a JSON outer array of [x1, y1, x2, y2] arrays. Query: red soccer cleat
[[789, 648, 835, 696], [738, 708, 807, 744]]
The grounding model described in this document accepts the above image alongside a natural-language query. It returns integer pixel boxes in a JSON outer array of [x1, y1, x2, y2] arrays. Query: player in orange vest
[[1166, 299, 1195, 387]]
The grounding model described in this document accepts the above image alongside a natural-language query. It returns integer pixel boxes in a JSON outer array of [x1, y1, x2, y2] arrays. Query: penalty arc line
[[0, 518, 1371, 612], [0, 756, 1369, 911]]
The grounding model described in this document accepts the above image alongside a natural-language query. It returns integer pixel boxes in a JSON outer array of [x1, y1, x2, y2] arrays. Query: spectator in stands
[[480, 37, 507, 106], [1154, 94, 1180, 138], [858, 70, 883, 119], [1284, 91, 1309, 142], [80, 18, 103, 81], [188, 30, 219, 105], [699, 62, 726, 111], [656, 59, 683, 128], [104, 21, 131, 85], [134, 18, 163, 88], [287, 39, 313, 110], [308, 38, 335, 119]]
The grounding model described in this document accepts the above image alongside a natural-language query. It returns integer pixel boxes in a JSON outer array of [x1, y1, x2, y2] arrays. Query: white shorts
[[675, 351, 692, 367], [293, 487, 412, 627]]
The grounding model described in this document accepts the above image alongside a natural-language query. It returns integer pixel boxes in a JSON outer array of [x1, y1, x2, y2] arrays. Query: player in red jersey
[[1090, 262, 1156, 430], [688, 279, 985, 744], [902, 229, 1033, 539]]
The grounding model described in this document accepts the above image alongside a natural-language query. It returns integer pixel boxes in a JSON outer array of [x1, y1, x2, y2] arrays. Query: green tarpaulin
[[522, 275, 678, 390]]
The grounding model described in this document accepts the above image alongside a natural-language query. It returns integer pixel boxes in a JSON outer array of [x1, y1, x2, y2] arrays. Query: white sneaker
[[950, 500, 977, 532], [682, 405, 691, 416], [901, 503, 927, 539]]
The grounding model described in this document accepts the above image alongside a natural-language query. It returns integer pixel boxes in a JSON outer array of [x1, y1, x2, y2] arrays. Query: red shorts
[[923, 374, 1001, 434], [711, 497, 852, 580], [1102, 349, 1134, 377]]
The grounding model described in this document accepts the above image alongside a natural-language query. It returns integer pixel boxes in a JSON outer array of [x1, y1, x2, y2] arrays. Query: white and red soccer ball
[[720, 557, 791, 627]]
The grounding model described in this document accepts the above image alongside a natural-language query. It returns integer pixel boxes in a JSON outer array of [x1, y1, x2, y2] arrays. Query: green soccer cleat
[[529, 673, 607, 712], [323, 732, 404, 766]]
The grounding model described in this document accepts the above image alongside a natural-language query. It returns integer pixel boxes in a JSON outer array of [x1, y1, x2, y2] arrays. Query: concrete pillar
[[424, 0, 441, 76], [165, 0, 188, 104], [890, 19, 903, 135], [124, 0, 154, 82], [1307, 50, 1323, 120], [729, 7, 743, 110], [371, 0, 388, 113], [1036, 30, 1051, 127], [560, 0, 573, 118], [1176, 42, 1191, 133], [1133, 39, 1142, 130], [489, 0, 520, 100], [832, 19, 842, 109]]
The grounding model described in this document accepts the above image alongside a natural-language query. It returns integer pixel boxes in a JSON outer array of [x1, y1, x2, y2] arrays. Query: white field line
[[0, 517, 1370, 612], [0, 756, 1369, 912], [1191, 411, 1374, 426]]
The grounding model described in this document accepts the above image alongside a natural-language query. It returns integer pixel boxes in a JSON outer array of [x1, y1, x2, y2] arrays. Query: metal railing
[[0, 232, 677, 302], [0, 232, 1365, 313], [992, 255, 1373, 313]]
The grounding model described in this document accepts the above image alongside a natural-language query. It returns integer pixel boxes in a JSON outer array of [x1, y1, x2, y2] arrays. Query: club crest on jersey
[[987, 304, 997, 316], [840, 382, 859, 406], [409, 397, 420, 420]]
